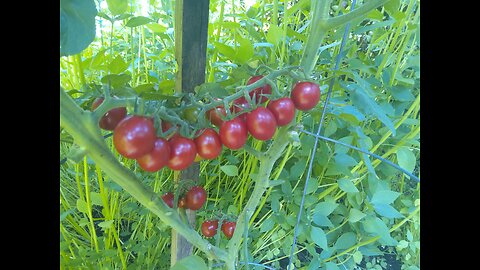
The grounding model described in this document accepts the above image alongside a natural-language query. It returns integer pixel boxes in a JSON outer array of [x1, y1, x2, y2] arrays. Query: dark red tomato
[[231, 97, 250, 122], [246, 107, 277, 141], [201, 220, 219, 238], [266, 97, 296, 126], [206, 106, 227, 127], [219, 118, 248, 150], [161, 192, 174, 208], [113, 116, 156, 159], [247, 75, 272, 104], [185, 186, 207, 210], [137, 138, 171, 172], [167, 137, 197, 171], [290, 81, 321, 111], [161, 121, 180, 139], [91, 97, 127, 131], [221, 221, 236, 239], [178, 196, 187, 209], [194, 129, 222, 160]]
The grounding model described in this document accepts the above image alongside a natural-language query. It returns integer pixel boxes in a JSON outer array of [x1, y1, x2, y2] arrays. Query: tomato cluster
[[161, 185, 207, 210], [201, 219, 236, 239]]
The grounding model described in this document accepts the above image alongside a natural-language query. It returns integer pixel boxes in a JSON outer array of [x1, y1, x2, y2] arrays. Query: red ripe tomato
[[91, 97, 127, 131], [221, 221, 236, 239], [185, 186, 207, 210], [137, 138, 171, 172], [206, 106, 227, 127], [266, 97, 296, 126], [167, 137, 197, 171], [178, 196, 187, 209], [247, 75, 272, 103], [219, 118, 248, 150], [290, 81, 321, 111], [246, 107, 277, 141], [161, 192, 174, 208], [194, 129, 222, 160], [231, 97, 251, 122], [201, 220, 219, 238], [113, 116, 156, 159]]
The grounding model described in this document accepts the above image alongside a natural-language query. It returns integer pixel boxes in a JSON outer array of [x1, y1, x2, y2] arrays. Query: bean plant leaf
[[171, 255, 208, 270], [325, 262, 340, 270], [266, 24, 284, 47], [76, 199, 88, 214], [348, 208, 366, 223], [373, 203, 405, 219], [334, 232, 357, 250], [60, 0, 97, 56], [370, 190, 401, 205], [106, 0, 128, 16], [338, 178, 359, 193], [362, 217, 398, 246], [310, 226, 328, 250], [396, 148, 417, 173], [125, 16, 154, 27], [220, 165, 238, 176]]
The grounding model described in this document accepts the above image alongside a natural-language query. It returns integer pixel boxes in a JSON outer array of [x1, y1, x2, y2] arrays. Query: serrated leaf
[[195, 82, 229, 98], [370, 190, 401, 205], [266, 24, 283, 47], [310, 226, 328, 250], [334, 232, 357, 250], [76, 199, 88, 213], [135, 83, 156, 94], [125, 16, 153, 27], [348, 208, 366, 223], [101, 74, 131, 88], [220, 165, 238, 176], [98, 220, 114, 229], [106, 0, 128, 16], [373, 203, 405, 218], [396, 148, 416, 173], [90, 192, 103, 206], [171, 255, 208, 270], [338, 179, 359, 193], [60, 0, 97, 56], [109, 55, 129, 74], [351, 86, 396, 136]]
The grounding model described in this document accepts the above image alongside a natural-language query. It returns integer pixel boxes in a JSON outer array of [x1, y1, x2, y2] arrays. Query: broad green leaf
[[215, 42, 236, 59], [146, 23, 167, 33], [90, 192, 103, 206], [371, 190, 401, 205], [325, 262, 340, 270], [171, 255, 208, 270], [334, 136, 353, 154], [260, 218, 275, 233], [367, 9, 384, 21], [314, 201, 338, 217], [106, 0, 128, 16], [396, 148, 417, 173], [334, 153, 358, 168], [60, 209, 74, 222], [354, 127, 378, 179], [362, 216, 397, 246], [98, 220, 114, 229], [76, 199, 88, 213], [266, 24, 284, 47], [235, 37, 254, 64], [60, 0, 97, 56], [334, 232, 356, 250], [125, 16, 153, 27], [373, 203, 405, 219], [384, 0, 400, 16], [135, 83, 156, 94], [312, 213, 334, 228], [101, 74, 132, 88], [220, 165, 238, 176], [338, 179, 359, 193], [351, 85, 396, 136], [353, 250, 363, 264], [348, 208, 366, 223], [109, 55, 129, 74], [306, 177, 318, 194], [290, 158, 307, 180], [310, 226, 328, 250]]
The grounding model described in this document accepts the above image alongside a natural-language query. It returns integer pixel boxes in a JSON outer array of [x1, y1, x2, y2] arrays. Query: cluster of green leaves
[[60, 0, 420, 269]]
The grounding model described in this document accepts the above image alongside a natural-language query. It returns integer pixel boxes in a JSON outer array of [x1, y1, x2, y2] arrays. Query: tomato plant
[[194, 128, 222, 160], [247, 75, 272, 104], [206, 106, 227, 127], [267, 97, 296, 126], [91, 97, 127, 130], [136, 138, 171, 172], [246, 107, 277, 141], [221, 221, 236, 239], [185, 186, 207, 210], [219, 118, 248, 150], [113, 115, 156, 159], [231, 97, 251, 122], [167, 136, 197, 171], [201, 220, 219, 238], [290, 81, 321, 111], [161, 192, 174, 208]]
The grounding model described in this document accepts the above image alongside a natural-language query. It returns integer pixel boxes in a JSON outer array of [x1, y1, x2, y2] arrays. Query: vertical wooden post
[[172, 0, 210, 266]]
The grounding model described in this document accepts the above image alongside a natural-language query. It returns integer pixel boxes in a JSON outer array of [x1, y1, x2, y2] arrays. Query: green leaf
[[338, 179, 359, 193], [235, 37, 254, 64], [195, 82, 229, 98], [60, 209, 74, 222], [90, 192, 103, 206], [310, 226, 328, 250], [134, 83, 156, 94], [220, 165, 238, 176], [106, 0, 128, 16], [396, 148, 416, 173], [76, 199, 88, 213], [260, 218, 275, 233], [215, 42, 236, 59], [334, 136, 353, 154], [353, 250, 363, 264], [335, 153, 358, 168], [60, 0, 97, 56], [334, 232, 356, 250], [384, 0, 400, 15], [146, 23, 167, 33], [171, 255, 208, 270], [348, 208, 366, 223], [101, 74, 132, 88], [351, 85, 396, 136], [306, 177, 318, 194], [125, 16, 153, 27], [373, 203, 405, 219], [312, 213, 334, 228], [390, 85, 415, 101], [98, 220, 114, 229], [314, 201, 338, 217], [109, 55, 129, 74], [266, 24, 283, 47], [362, 217, 397, 246], [370, 190, 401, 205]]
